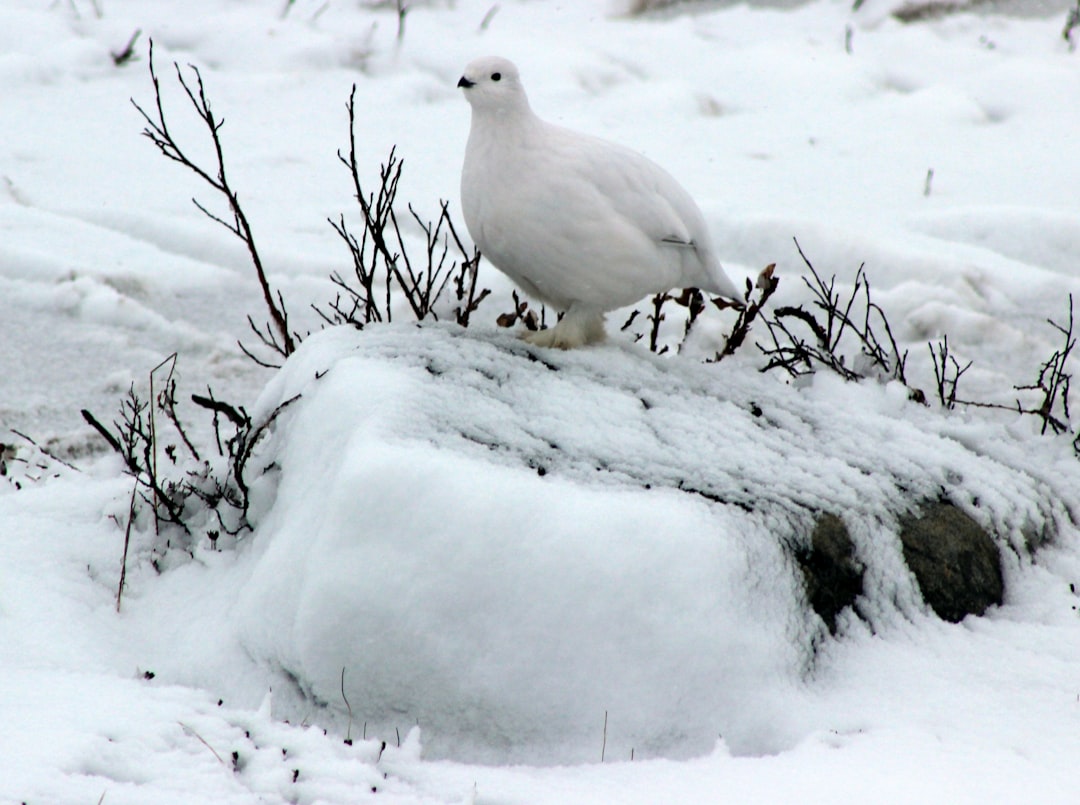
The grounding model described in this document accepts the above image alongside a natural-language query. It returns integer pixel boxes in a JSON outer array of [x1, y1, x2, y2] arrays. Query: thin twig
[[1064, 0, 1080, 49], [179, 722, 227, 766], [715, 263, 779, 360], [117, 480, 138, 613], [191, 393, 249, 428], [601, 710, 608, 763], [10, 430, 81, 472], [396, 0, 408, 42], [479, 5, 500, 30], [647, 292, 670, 354], [341, 668, 354, 745]]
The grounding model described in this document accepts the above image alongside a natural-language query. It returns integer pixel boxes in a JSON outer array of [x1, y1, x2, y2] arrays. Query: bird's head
[[457, 56, 530, 117]]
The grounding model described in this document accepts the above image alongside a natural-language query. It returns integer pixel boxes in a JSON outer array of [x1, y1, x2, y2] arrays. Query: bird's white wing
[[555, 127, 703, 249], [545, 125, 742, 298]]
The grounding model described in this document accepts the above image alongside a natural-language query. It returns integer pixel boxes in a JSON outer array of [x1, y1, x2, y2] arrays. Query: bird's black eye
[[491, 72, 502, 81]]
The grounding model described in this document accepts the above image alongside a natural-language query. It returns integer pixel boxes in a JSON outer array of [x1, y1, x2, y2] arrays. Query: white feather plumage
[[458, 56, 740, 349]]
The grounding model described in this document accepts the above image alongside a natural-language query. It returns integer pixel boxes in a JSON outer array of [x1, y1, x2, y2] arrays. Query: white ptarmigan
[[458, 55, 741, 349]]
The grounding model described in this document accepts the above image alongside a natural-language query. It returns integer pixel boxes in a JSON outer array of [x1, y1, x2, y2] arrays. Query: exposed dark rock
[[797, 513, 864, 634], [899, 502, 1004, 623]]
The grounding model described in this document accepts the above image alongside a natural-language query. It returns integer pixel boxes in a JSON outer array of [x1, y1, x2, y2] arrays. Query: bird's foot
[[521, 310, 606, 350]]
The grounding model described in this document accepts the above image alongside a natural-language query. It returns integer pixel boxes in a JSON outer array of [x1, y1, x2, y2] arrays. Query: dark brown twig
[[757, 241, 906, 384], [10, 430, 81, 473], [714, 264, 779, 360], [131, 40, 295, 359], [1064, 0, 1080, 49], [930, 295, 1074, 435], [647, 292, 671, 355], [319, 85, 490, 330]]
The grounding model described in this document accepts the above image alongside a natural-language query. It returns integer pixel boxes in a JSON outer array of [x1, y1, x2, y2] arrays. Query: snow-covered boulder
[[234, 323, 1078, 763]]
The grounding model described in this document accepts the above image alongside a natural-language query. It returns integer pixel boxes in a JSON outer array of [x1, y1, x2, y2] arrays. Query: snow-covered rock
[[235, 322, 1080, 763]]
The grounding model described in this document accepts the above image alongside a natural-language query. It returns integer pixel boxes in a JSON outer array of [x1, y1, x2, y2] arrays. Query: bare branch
[[10, 430, 81, 473], [131, 39, 295, 359], [81, 408, 122, 453], [191, 393, 249, 429], [714, 263, 779, 361], [647, 292, 671, 355], [925, 298, 1074, 435], [756, 241, 908, 386], [317, 85, 491, 331]]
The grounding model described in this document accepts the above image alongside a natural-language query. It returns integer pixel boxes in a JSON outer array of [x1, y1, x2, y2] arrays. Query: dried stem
[[930, 295, 1074, 434], [758, 240, 908, 385], [131, 40, 295, 359], [647, 292, 671, 355], [117, 480, 138, 612], [318, 85, 489, 330], [714, 264, 779, 361]]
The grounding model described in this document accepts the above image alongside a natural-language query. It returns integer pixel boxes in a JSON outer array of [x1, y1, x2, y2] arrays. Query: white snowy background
[[3, 0, 1080, 802]]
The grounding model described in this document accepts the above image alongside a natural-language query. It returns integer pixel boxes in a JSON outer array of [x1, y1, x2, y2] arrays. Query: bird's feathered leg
[[523, 303, 606, 349]]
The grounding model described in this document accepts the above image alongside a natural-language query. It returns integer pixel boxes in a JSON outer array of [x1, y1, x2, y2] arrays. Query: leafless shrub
[[82, 378, 191, 537], [618, 265, 777, 357], [758, 240, 911, 391], [929, 296, 1075, 436], [314, 86, 490, 331], [928, 334, 971, 409], [132, 40, 297, 366], [759, 243, 1075, 440], [82, 44, 495, 593], [188, 389, 300, 532], [82, 355, 300, 562]]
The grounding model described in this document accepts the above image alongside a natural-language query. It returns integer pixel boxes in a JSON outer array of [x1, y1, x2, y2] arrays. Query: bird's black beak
[[457, 76, 475, 89]]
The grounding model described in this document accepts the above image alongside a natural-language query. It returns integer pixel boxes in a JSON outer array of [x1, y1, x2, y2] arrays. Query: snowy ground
[[3, 0, 1080, 802]]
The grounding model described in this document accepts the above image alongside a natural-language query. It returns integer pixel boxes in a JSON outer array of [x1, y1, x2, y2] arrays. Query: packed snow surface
[[3, 0, 1080, 802]]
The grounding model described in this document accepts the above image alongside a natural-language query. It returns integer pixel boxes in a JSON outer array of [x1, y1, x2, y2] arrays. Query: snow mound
[[235, 323, 1079, 763]]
